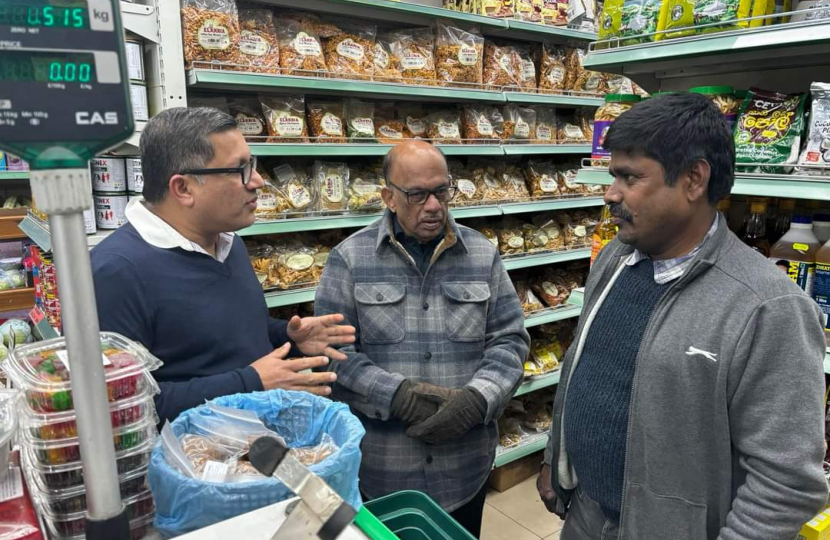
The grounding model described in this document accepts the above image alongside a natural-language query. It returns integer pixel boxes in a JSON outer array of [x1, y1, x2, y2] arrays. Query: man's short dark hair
[[139, 107, 238, 204], [603, 93, 735, 205]]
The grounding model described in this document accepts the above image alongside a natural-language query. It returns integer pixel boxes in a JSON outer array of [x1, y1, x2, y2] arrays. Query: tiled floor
[[482, 474, 565, 540]]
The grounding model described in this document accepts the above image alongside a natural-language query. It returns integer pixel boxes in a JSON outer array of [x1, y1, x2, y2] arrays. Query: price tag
[[0, 467, 23, 504], [28, 307, 44, 325], [55, 350, 112, 372], [201, 460, 230, 483]]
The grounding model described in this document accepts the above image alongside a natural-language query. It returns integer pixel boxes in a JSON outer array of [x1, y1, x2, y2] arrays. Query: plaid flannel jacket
[[314, 210, 529, 511]]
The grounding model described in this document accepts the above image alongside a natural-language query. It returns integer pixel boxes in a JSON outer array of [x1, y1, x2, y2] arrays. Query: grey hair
[[382, 144, 447, 184], [139, 107, 238, 203]]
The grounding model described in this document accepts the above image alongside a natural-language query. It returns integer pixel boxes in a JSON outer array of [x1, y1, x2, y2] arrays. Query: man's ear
[[684, 159, 711, 205], [168, 174, 197, 208], [381, 186, 396, 213]]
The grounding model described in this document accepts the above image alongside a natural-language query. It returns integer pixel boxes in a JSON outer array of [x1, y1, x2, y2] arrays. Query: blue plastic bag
[[148, 390, 365, 537]]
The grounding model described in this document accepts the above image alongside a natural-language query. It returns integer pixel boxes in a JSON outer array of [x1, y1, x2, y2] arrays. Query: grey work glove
[[390, 380, 442, 424], [405, 387, 487, 444]]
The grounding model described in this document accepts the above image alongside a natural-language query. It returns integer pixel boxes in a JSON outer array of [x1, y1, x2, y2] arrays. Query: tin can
[[94, 192, 129, 229], [84, 206, 97, 235], [130, 82, 149, 122], [91, 157, 127, 192], [125, 39, 145, 82], [125, 158, 144, 193]]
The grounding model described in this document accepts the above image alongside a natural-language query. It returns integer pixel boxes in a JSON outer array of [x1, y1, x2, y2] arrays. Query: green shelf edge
[[503, 144, 592, 155], [0, 172, 31, 181], [494, 433, 548, 468], [514, 370, 561, 397], [503, 248, 591, 270], [265, 288, 317, 308], [503, 91, 604, 107], [250, 143, 503, 157], [19, 215, 51, 252], [239, 214, 383, 236], [524, 304, 581, 328], [501, 197, 603, 214]]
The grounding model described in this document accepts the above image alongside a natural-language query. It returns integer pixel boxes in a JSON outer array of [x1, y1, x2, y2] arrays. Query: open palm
[[286, 314, 356, 361]]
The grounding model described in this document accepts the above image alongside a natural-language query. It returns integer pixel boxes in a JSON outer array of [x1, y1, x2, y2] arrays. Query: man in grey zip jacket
[[538, 93, 828, 540]]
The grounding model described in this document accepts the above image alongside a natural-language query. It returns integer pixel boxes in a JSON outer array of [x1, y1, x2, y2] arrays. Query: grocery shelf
[[18, 215, 114, 252], [0, 287, 35, 313], [501, 197, 603, 215], [240, 214, 383, 236], [503, 144, 592, 156], [575, 167, 830, 202], [504, 91, 604, 107], [0, 172, 31, 181], [494, 432, 548, 468], [524, 304, 581, 328], [502, 20, 597, 43], [503, 248, 591, 271], [265, 288, 317, 308], [514, 370, 561, 397], [450, 205, 503, 219], [250, 143, 503, 157]]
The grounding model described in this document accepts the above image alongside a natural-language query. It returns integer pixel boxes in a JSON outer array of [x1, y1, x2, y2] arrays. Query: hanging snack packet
[[503, 104, 536, 142], [526, 160, 561, 198], [483, 42, 518, 90], [435, 22, 485, 88], [426, 109, 463, 144], [180, 0, 240, 68], [260, 94, 308, 143], [276, 17, 327, 76], [735, 88, 807, 173], [345, 99, 377, 142], [598, 0, 664, 43], [387, 28, 437, 86], [323, 24, 377, 81], [348, 167, 385, 212], [228, 97, 268, 141], [463, 106, 504, 143], [373, 34, 404, 83], [797, 82, 830, 176], [307, 100, 347, 143], [236, 8, 280, 73], [313, 161, 350, 212], [538, 43, 569, 93], [399, 103, 428, 139]]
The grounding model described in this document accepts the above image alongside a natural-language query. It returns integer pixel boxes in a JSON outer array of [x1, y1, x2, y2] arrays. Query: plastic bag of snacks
[[463, 106, 504, 143], [344, 99, 376, 143], [557, 113, 590, 143], [449, 161, 485, 206], [657, 0, 750, 39], [471, 160, 509, 201], [542, 0, 570, 24], [374, 107, 406, 144], [271, 241, 321, 290], [797, 82, 830, 175], [515, 280, 543, 313], [387, 28, 437, 86], [313, 161, 349, 213], [255, 167, 284, 221], [566, 48, 606, 95], [525, 160, 561, 198], [597, 0, 664, 43], [435, 22, 484, 88], [399, 103, 428, 139], [538, 43, 569, 93], [502, 164, 531, 201], [276, 17, 327, 76], [735, 88, 807, 173], [348, 168, 385, 212], [503, 104, 536, 142], [180, 0, 240, 69], [532, 106, 557, 143], [563, 212, 597, 248], [558, 164, 586, 195], [307, 100, 347, 143], [426, 109, 463, 144], [577, 107, 595, 142], [482, 42, 518, 90], [690, 86, 740, 132], [261, 95, 308, 143], [228, 97, 268, 141], [522, 223, 550, 252], [532, 215, 566, 250], [235, 8, 280, 73], [471, 221, 500, 249], [513, 44, 538, 91], [498, 218, 527, 256], [274, 163, 319, 216], [373, 34, 403, 83], [322, 24, 377, 81], [531, 269, 572, 307]]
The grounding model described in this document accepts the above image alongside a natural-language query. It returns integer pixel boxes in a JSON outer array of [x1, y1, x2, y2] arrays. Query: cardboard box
[[489, 451, 542, 492], [799, 507, 830, 540]]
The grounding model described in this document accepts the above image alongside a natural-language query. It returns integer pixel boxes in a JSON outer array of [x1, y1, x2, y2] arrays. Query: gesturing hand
[[287, 314, 356, 361], [250, 343, 337, 396]]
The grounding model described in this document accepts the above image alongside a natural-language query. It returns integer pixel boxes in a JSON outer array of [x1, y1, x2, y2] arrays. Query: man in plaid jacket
[[315, 140, 529, 537]]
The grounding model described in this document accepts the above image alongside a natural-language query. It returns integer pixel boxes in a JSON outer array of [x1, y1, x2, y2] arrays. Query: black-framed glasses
[[386, 178, 456, 205], [179, 156, 258, 186]]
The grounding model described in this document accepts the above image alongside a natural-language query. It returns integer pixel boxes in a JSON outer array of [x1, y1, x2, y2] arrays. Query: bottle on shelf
[[770, 216, 821, 296], [741, 198, 771, 257], [590, 205, 617, 267], [765, 198, 778, 238], [773, 199, 795, 244], [814, 239, 830, 347]]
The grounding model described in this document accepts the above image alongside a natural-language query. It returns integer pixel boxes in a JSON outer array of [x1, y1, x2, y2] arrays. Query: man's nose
[[424, 193, 443, 212]]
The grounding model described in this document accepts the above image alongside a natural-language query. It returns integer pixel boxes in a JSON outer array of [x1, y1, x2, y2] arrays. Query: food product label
[[239, 31, 269, 56], [321, 113, 343, 135], [499, 54, 512, 72], [574, 225, 587, 237], [771, 258, 815, 295], [406, 116, 426, 136], [813, 262, 830, 331], [235, 114, 265, 136], [515, 119, 530, 138], [438, 121, 460, 138], [520, 60, 535, 81], [584, 73, 602, 91], [314, 252, 330, 267], [532, 233, 549, 247], [565, 125, 584, 139], [379, 125, 403, 139], [198, 19, 231, 50], [257, 191, 278, 210], [351, 118, 374, 136], [547, 67, 565, 84], [458, 46, 479, 66], [546, 226, 561, 239], [542, 282, 559, 298], [202, 460, 230, 483], [793, 243, 810, 251], [294, 33, 322, 56], [540, 174, 558, 192], [274, 164, 296, 183], [563, 171, 578, 188], [476, 117, 494, 136], [374, 44, 389, 69], [0, 467, 22, 504], [275, 114, 303, 136], [352, 182, 380, 195], [401, 52, 428, 70], [536, 124, 553, 141], [508, 237, 524, 248], [54, 350, 112, 372], [592, 119, 614, 160], [337, 39, 365, 61], [287, 253, 314, 270], [457, 179, 476, 197], [288, 184, 311, 208], [324, 174, 345, 203]]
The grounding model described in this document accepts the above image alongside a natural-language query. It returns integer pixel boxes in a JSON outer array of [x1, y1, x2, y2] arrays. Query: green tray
[[364, 491, 476, 540]]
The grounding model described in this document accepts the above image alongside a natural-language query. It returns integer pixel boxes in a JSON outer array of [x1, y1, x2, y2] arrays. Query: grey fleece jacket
[[544, 213, 828, 540]]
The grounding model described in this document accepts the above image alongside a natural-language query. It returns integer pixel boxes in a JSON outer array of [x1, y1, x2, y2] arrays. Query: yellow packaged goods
[[503, 104, 536, 142], [566, 48, 606, 95], [557, 113, 590, 143], [528, 339, 561, 374], [502, 164, 531, 201], [435, 22, 484, 88], [482, 42, 518, 90], [538, 43, 568, 93], [426, 109, 463, 144], [399, 104, 428, 139], [276, 17, 327, 76], [345, 99, 377, 142], [227, 97, 268, 141], [387, 28, 437, 85], [373, 34, 403, 83], [657, 0, 751, 39], [235, 8, 280, 73], [798, 507, 830, 540], [515, 280, 543, 313], [323, 24, 377, 81], [498, 218, 527, 256], [307, 100, 347, 143], [274, 163, 318, 215], [525, 160, 561, 198], [481, 0, 515, 17], [261, 95, 308, 143], [180, 0, 240, 68], [313, 161, 349, 212], [348, 168, 385, 212], [532, 106, 557, 143], [515, 0, 540, 20], [463, 106, 504, 142], [541, 0, 569, 24], [375, 114, 406, 144]]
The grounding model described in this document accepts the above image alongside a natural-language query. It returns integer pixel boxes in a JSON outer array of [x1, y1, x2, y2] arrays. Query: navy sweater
[[91, 223, 293, 422], [564, 259, 668, 520]]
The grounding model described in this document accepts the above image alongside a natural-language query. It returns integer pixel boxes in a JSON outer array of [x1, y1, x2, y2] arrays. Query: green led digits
[[0, 4, 88, 29], [0, 51, 96, 83]]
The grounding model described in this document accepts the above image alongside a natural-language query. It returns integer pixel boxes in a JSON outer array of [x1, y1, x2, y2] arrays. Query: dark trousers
[[561, 486, 620, 540], [449, 481, 489, 539]]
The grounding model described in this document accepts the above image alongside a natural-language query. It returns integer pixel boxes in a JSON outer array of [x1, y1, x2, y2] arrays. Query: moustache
[[609, 203, 633, 223]]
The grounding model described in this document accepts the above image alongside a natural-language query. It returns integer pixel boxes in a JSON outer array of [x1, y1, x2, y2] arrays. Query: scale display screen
[[0, 51, 95, 83], [0, 2, 90, 29]]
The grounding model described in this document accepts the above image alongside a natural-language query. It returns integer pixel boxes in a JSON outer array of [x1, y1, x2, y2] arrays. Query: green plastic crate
[[364, 491, 477, 540]]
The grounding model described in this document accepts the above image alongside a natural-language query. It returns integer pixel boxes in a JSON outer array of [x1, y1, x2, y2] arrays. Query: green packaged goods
[[599, 0, 664, 43], [734, 88, 807, 173], [656, 0, 752, 39]]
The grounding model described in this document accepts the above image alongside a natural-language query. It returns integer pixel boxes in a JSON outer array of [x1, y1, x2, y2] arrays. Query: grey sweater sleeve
[[720, 293, 828, 540]]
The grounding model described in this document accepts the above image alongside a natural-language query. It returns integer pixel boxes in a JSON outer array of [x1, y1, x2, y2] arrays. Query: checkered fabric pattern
[[314, 210, 529, 512]]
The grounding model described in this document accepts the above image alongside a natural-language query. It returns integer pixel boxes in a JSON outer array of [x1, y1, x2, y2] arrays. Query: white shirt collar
[[125, 197, 235, 262]]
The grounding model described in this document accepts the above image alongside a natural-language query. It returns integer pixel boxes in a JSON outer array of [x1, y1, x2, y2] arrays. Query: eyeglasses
[[179, 156, 258, 186], [386, 178, 456, 205]]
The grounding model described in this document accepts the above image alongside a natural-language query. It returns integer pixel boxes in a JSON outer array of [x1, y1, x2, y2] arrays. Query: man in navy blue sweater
[[91, 107, 355, 422]]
